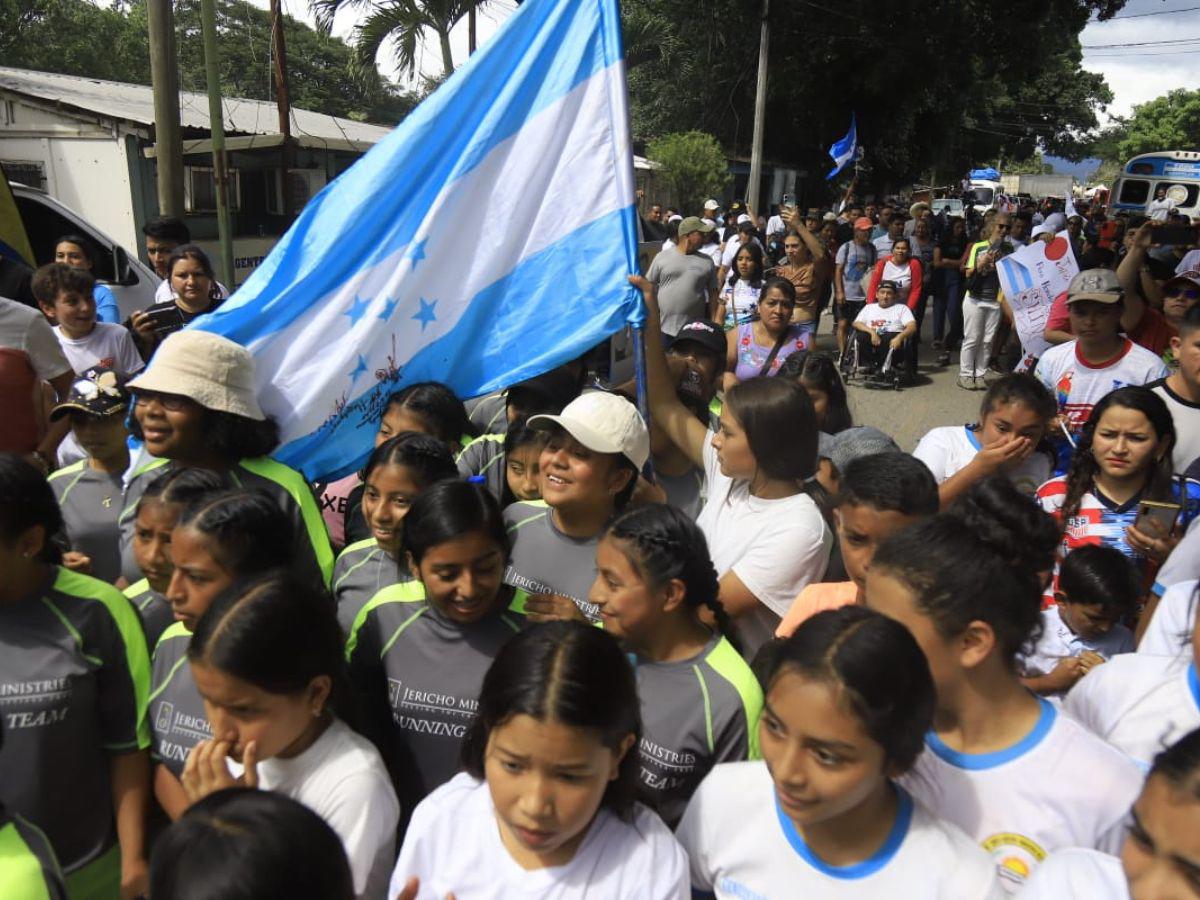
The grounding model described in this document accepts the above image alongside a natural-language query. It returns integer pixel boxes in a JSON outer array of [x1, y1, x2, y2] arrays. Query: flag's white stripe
[[248, 61, 629, 439]]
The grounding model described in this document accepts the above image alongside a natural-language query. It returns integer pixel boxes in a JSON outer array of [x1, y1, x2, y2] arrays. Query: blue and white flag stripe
[[826, 113, 858, 181], [192, 0, 638, 481]]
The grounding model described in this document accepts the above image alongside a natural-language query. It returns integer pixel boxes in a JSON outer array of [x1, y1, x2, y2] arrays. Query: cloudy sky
[[268, 0, 1194, 121], [1080, 0, 1200, 120]]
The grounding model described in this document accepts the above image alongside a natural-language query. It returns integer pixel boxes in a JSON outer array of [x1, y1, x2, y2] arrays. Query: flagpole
[[746, 0, 770, 216], [632, 323, 656, 483]]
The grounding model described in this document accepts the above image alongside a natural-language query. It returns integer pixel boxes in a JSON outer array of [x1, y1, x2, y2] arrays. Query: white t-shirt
[[699, 243, 723, 267], [52, 322, 143, 379], [251, 718, 400, 900], [676, 761, 1003, 900], [1153, 520, 1200, 595], [1137, 579, 1198, 659], [900, 699, 1142, 893], [853, 302, 913, 333], [881, 260, 913, 296], [1150, 378, 1200, 474], [696, 439, 833, 657], [390, 772, 689, 900], [1034, 339, 1170, 435], [0, 296, 71, 380], [766, 214, 785, 237], [1148, 197, 1177, 221], [913, 425, 1052, 497], [1017, 604, 1134, 678], [1064, 655, 1200, 769], [1176, 249, 1200, 275], [1015, 848, 1128, 899]]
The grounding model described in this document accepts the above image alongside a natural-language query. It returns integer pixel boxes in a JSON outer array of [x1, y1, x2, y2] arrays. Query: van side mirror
[[113, 246, 138, 286]]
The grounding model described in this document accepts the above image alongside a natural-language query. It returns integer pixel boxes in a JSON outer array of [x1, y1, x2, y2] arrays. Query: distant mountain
[[1045, 156, 1102, 180]]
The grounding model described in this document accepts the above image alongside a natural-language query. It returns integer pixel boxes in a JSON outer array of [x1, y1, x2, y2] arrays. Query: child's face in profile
[[837, 502, 921, 596], [46, 289, 96, 339]]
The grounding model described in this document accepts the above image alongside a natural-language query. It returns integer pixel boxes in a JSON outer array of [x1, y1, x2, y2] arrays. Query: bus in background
[[1109, 150, 1200, 221]]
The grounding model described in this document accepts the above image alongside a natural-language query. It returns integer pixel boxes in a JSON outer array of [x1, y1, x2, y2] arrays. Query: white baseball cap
[[528, 392, 649, 470], [736, 213, 752, 225], [703, 199, 720, 211]]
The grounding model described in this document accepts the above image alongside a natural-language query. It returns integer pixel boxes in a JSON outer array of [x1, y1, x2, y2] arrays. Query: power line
[[1085, 47, 1200, 56], [1095, 3, 1200, 18], [1082, 35, 1200, 48]]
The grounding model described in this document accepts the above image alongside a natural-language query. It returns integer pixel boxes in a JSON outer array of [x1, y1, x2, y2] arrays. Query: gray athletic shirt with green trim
[[0, 567, 150, 878], [634, 634, 763, 827], [117, 456, 334, 588], [346, 582, 522, 814], [502, 500, 603, 622], [123, 578, 173, 652], [332, 539, 410, 634], [48, 461, 125, 583], [148, 621, 211, 777], [0, 807, 67, 900], [455, 433, 506, 503]]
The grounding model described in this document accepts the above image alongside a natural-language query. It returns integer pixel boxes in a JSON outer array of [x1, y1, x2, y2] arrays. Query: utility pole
[[199, 0, 235, 286], [269, 0, 295, 220], [147, 0, 184, 217], [746, 0, 769, 217], [468, 7, 477, 54]]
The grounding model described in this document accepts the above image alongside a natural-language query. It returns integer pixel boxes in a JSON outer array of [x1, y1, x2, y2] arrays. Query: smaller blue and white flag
[[826, 114, 858, 181], [190, 0, 639, 482]]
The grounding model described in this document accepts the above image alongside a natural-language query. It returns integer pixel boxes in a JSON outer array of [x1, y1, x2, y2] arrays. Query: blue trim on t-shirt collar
[[773, 786, 913, 879], [964, 425, 982, 452], [925, 697, 1056, 770], [1188, 663, 1200, 713]]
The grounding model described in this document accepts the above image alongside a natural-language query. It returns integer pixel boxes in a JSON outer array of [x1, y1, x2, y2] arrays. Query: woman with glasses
[[116, 330, 334, 588], [724, 276, 813, 390], [958, 215, 1014, 391]]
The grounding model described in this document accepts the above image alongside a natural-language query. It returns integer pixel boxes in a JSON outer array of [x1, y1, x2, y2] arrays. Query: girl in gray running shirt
[[347, 480, 523, 826], [149, 490, 293, 820], [590, 504, 762, 827], [332, 433, 457, 634]]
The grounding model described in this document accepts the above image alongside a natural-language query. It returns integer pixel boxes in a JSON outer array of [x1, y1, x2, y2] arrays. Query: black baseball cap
[[50, 366, 130, 421], [669, 319, 726, 359]]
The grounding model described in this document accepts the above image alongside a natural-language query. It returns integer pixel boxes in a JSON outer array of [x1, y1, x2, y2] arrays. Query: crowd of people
[[0, 186, 1199, 900]]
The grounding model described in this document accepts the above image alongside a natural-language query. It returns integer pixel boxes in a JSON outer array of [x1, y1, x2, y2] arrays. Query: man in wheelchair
[[850, 280, 917, 384]]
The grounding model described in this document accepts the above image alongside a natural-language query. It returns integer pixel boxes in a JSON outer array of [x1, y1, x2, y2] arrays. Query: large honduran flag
[[192, 0, 639, 481]]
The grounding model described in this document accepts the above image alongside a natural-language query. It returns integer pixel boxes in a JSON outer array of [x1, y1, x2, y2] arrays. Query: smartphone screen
[[1134, 502, 1180, 537], [1155, 225, 1198, 246]]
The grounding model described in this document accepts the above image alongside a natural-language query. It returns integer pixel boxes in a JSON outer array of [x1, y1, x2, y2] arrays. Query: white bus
[[1109, 150, 1200, 220]]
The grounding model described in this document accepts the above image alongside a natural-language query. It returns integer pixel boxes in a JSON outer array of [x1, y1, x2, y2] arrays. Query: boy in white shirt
[[1018, 545, 1138, 696], [33, 263, 143, 379], [1034, 269, 1168, 442], [852, 280, 916, 373]]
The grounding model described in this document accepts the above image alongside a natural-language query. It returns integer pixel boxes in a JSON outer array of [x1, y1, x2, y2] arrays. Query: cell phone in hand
[[781, 193, 797, 213], [143, 304, 186, 336], [1133, 500, 1181, 537], [1154, 225, 1199, 246]]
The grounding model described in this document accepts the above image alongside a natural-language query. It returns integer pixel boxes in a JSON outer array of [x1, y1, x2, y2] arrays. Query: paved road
[[810, 314, 982, 452]]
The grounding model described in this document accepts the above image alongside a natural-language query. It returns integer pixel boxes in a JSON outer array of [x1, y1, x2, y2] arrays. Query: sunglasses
[[1168, 287, 1200, 302]]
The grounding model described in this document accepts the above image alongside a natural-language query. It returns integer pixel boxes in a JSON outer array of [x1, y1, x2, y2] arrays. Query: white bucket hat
[[528, 392, 649, 470], [127, 330, 265, 420]]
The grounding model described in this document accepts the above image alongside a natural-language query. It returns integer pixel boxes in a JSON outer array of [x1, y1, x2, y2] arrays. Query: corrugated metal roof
[[0, 66, 392, 145]]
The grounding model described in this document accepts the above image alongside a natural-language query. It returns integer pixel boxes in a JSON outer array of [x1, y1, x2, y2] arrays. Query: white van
[[10, 181, 158, 320]]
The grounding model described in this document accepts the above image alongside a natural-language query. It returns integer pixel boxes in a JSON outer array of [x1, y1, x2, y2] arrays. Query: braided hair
[[176, 488, 294, 577], [605, 504, 736, 645], [362, 431, 459, 488]]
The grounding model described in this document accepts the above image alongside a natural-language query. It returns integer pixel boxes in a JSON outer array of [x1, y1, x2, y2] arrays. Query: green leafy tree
[[624, 0, 1122, 200], [1114, 89, 1200, 160], [647, 131, 730, 213]]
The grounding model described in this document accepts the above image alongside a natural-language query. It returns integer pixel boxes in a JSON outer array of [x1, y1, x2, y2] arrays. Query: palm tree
[[311, 0, 489, 79]]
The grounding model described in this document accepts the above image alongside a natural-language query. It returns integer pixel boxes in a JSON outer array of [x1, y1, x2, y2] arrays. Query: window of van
[[13, 195, 116, 281], [1154, 181, 1198, 209], [1118, 179, 1149, 206]]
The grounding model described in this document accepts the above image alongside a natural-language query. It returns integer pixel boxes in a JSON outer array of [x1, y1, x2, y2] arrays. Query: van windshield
[[971, 187, 994, 206]]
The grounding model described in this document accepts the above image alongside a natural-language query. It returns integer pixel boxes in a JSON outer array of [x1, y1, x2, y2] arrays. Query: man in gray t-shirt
[[646, 216, 718, 336]]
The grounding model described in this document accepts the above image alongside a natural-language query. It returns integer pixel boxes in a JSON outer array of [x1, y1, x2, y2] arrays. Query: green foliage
[[0, 0, 415, 125], [624, 0, 1122, 199], [1114, 89, 1200, 160], [646, 131, 730, 212], [989, 152, 1054, 175]]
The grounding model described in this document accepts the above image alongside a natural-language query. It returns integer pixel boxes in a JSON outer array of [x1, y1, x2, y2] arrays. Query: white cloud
[[1081, 0, 1200, 120]]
